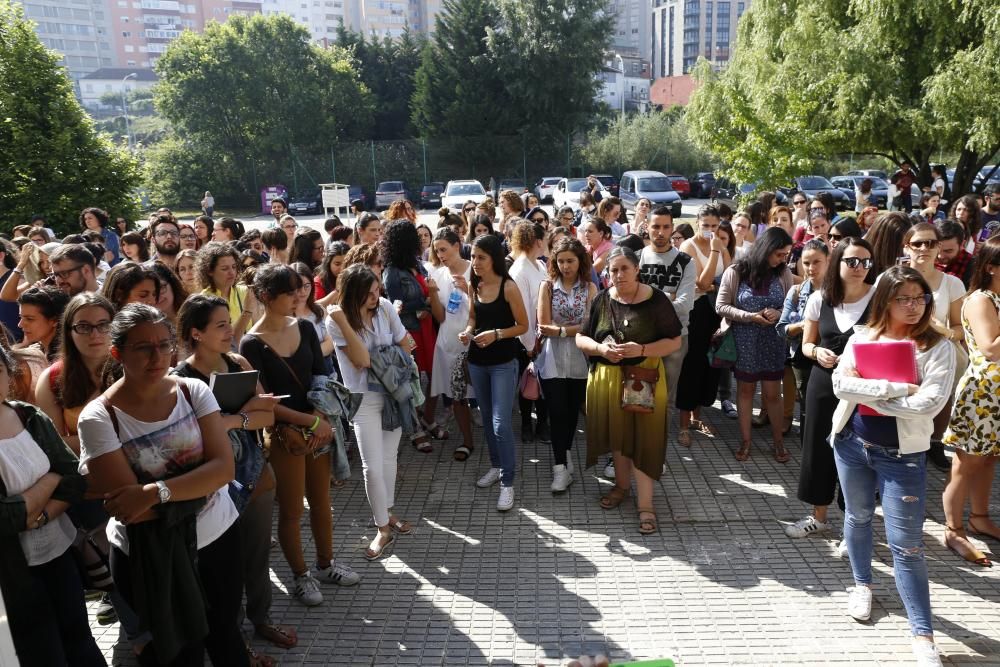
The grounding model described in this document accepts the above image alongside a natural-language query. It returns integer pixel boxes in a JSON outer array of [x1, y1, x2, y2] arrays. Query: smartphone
[[896, 256, 910, 266], [702, 231, 714, 240]]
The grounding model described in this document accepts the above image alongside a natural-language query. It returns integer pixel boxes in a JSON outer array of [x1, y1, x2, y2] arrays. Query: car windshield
[[638, 177, 673, 192], [447, 183, 485, 196], [542, 178, 561, 185], [798, 176, 834, 189], [592, 176, 614, 187], [500, 180, 522, 188], [378, 182, 403, 191], [566, 179, 589, 192], [423, 184, 443, 192], [867, 177, 889, 189]]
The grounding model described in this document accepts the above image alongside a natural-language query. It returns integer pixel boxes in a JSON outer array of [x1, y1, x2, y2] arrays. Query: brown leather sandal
[[944, 525, 991, 567], [600, 485, 631, 509], [637, 508, 658, 535], [254, 623, 298, 649], [735, 441, 752, 462], [773, 441, 790, 463]]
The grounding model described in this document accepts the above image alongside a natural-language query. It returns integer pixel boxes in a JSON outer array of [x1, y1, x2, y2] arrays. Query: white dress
[[429, 264, 473, 399]]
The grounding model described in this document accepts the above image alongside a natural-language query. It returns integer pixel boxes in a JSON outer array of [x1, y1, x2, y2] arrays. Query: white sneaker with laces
[[315, 560, 360, 586], [847, 585, 872, 621], [293, 571, 323, 607], [551, 465, 572, 493], [476, 467, 502, 488], [603, 460, 615, 478], [912, 639, 943, 667], [837, 539, 849, 559], [784, 515, 832, 538], [497, 485, 515, 511]]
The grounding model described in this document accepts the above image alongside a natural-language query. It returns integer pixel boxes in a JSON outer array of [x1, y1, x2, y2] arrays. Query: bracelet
[[641, 344, 646, 356], [308, 415, 321, 433], [495, 328, 502, 340], [12, 268, 23, 275], [239, 412, 250, 430]]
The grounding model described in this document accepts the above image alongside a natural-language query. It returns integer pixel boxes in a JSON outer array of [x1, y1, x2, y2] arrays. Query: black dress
[[797, 296, 872, 507], [675, 293, 721, 412]]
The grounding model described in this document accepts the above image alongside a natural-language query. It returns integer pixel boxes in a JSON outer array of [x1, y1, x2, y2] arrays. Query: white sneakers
[[784, 515, 832, 538], [315, 560, 360, 587], [836, 539, 849, 559], [476, 467, 502, 488], [551, 465, 573, 493], [847, 584, 872, 621], [912, 639, 943, 667], [497, 485, 515, 511], [603, 460, 615, 478], [293, 571, 323, 607]]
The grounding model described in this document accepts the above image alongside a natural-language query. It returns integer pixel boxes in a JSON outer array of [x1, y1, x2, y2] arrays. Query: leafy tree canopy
[[0, 0, 140, 233], [686, 0, 1000, 196]]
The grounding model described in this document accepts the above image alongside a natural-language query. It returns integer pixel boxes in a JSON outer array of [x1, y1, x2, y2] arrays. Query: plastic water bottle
[[446, 286, 462, 314]]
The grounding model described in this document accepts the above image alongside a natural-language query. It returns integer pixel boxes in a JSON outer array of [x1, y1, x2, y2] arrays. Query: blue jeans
[[833, 428, 933, 637], [468, 359, 519, 486]]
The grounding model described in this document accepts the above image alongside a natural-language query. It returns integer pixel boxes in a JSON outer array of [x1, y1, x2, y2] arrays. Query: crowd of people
[[1, 182, 999, 666]]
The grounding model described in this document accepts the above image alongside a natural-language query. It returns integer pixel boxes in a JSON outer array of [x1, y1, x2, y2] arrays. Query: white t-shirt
[[509, 255, 547, 351], [328, 298, 408, 393], [77, 378, 237, 556], [932, 272, 965, 325], [803, 285, 876, 331]]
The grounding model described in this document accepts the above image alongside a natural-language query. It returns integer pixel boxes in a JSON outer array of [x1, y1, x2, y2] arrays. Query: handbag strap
[[101, 380, 194, 440], [248, 331, 306, 393]]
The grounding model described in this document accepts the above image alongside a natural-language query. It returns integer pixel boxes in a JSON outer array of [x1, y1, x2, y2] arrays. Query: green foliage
[[412, 0, 610, 140], [578, 110, 715, 177], [143, 134, 244, 208], [686, 0, 1000, 196], [153, 14, 373, 197], [0, 0, 140, 233]]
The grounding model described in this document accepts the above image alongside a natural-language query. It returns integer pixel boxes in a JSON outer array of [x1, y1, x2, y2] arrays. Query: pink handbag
[[518, 362, 541, 400]]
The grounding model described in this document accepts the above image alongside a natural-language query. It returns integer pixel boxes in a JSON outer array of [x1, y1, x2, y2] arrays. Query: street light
[[121, 72, 137, 150], [614, 54, 625, 119]]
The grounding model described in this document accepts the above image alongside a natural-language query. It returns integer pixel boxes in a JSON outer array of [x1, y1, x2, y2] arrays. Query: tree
[[686, 0, 1000, 196], [336, 26, 424, 139], [153, 14, 373, 196], [0, 0, 140, 234], [579, 109, 714, 177]]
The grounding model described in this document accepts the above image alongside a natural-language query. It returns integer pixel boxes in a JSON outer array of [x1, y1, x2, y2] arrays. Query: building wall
[[79, 74, 156, 107], [610, 0, 650, 58], [22, 0, 115, 91], [651, 0, 749, 79]]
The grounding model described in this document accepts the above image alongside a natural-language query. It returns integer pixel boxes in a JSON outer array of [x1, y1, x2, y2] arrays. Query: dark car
[[288, 189, 323, 215], [691, 172, 716, 198], [666, 175, 691, 199], [419, 182, 445, 209], [830, 176, 890, 209], [589, 174, 619, 197], [712, 179, 788, 211], [788, 176, 850, 211], [348, 185, 371, 211]]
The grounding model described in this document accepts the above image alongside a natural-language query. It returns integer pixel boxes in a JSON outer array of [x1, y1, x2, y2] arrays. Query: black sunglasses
[[841, 257, 874, 270]]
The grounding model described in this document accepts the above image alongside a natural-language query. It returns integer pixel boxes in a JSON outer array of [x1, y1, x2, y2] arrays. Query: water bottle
[[446, 286, 462, 314]]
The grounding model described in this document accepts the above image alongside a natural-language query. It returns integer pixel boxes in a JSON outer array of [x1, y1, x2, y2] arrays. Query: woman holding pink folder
[[830, 266, 955, 667]]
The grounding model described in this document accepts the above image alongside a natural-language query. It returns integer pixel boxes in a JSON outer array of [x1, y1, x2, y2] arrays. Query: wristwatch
[[559, 326, 567, 338], [239, 412, 250, 430], [155, 480, 172, 504]]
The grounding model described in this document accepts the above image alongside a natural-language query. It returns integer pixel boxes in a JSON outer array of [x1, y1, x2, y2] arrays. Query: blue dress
[[731, 277, 787, 382]]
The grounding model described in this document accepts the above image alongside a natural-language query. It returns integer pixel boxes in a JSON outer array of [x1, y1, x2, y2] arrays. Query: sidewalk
[[88, 403, 1000, 666]]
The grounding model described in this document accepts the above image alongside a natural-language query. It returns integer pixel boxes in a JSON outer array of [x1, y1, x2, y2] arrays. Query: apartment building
[[21, 0, 115, 92], [650, 0, 749, 79], [608, 0, 650, 58]]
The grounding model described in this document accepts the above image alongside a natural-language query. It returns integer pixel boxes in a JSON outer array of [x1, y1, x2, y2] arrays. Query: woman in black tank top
[[458, 235, 528, 512]]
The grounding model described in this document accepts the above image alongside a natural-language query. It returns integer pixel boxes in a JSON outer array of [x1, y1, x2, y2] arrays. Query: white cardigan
[[830, 328, 956, 454]]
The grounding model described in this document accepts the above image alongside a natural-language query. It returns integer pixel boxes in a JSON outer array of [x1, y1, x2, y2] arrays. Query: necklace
[[615, 283, 641, 327]]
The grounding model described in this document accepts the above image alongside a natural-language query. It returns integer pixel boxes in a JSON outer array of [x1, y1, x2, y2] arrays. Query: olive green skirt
[[585, 357, 668, 481]]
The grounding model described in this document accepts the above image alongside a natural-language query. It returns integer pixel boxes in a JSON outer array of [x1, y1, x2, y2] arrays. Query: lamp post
[[614, 54, 625, 119], [121, 72, 137, 150]]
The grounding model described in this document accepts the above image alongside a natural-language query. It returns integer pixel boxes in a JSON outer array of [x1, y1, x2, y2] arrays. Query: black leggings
[[112, 521, 249, 667], [540, 377, 586, 465]]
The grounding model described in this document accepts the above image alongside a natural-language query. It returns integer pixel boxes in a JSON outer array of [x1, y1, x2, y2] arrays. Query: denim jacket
[[368, 344, 423, 432], [776, 279, 815, 362], [382, 265, 429, 331]]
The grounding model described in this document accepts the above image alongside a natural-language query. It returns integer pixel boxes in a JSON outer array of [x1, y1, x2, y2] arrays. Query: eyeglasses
[[52, 265, 86, 280], [463, 207, 475, 213], [560, 216, 574, 222], [154, 230, 179, 239], [828, 233, 843, 241], [530, 217, 546, 224], [893, 293, 932, 308], [809, 204, 825, 211], [841, 257, 874, 270], [670, 234, 683, 241], [908, 239, 938, 250], [71, 321, 111, 335], [180, 232, 196, 240], [126, 340, 176, 360], [793, 200, 807, 206]]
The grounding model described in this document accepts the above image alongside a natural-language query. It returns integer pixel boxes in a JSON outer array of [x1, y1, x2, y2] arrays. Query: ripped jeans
[[833, 428, 933, 637]]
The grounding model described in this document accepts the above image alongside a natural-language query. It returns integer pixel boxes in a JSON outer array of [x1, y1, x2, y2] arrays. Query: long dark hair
[[58, 293, 115, 408], [336, 263, 379, 333], [176, 294, 228, 347], [866, 266, 942, 351], [969, 236, 1000, 293], [291, 261, 324, 320], [865, 212, 911, 276], [466, 214, 494, 244], [120, 231, 150, 261], [823, 237, 874, 307], [380, 219, 420, 272], [147, 261, 188, 315], [289, 228, 323, 270], [318, 242, 350, 293], [470, 233, 509, 295], [101, 262, 161, 310], [735, 227, 793, 289]]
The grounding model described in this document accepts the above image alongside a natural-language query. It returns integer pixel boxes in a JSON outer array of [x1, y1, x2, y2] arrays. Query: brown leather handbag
[[621, 365, 659, 413]]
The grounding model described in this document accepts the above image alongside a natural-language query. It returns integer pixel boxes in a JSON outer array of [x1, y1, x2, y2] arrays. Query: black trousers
[[540, 377, 587, 465], [113, 520, 249, 667]]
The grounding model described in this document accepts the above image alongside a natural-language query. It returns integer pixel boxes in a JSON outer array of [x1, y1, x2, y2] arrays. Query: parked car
[[665, 174, 691, 199], [975, 165, 1000, 188], [830, 175, 890, 209], [690, 172, 716, 198], [493, 178, 526, 200], [846, 169, 888, 180], [711, 179, 788, 211], [442, 179, 488, 211], [788, 176, 850, 210], [589, 174, 619, 197], [552, 177, 606, 211], [288, 189, 323, 216], [419, 182, 445, 209], [375, 180, 410, 210], [348, 185, 371, 210], [619, 170, 683, 219], [534, 177, 562, 204]]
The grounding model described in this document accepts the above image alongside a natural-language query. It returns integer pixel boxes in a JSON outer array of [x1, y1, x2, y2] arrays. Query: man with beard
[[149, 215, 180, 270]]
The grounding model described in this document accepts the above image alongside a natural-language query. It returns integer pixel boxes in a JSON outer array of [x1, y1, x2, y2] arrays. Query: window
[[121, 30, 131, 37], [84, 83, 93, 92], [125, 44, 134, 51], [121, 15, 129, 21], [127, 59, 136, 65]]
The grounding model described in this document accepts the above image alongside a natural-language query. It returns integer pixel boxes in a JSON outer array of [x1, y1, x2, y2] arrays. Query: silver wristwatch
[[155, 480, 171, 504]]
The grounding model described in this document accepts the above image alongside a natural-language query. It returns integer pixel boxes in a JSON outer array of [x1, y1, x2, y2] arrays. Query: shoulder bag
[[250, 335, 313, 457], [607, 295, 659, 412]]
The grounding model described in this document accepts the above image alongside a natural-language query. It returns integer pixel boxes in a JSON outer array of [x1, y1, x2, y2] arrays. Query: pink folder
[[852, 340, 918, 417]]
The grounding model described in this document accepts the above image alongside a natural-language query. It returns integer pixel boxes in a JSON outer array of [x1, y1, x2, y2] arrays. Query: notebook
[[852, 339, 917, 416], [208, 370, 259, 415]]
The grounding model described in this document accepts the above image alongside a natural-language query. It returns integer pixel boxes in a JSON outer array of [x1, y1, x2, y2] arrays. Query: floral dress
[[943, 290, 1000, 456], [730, 277, 787, 382]]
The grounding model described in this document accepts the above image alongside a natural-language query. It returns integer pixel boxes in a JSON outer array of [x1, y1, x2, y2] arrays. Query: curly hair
[[546, 237, 592, 283], [510, 220, 544, 255], [195, 241, 242, 291], [343, 242, 381, 270], [386, 199, 414, 222], [379, 220, 420, 271], [79, 207, 110, 230]]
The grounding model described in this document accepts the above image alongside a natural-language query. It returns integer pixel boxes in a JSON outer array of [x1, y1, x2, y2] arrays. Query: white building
[[651, 0, 750, 79], [78, 66, 157, 109], [597, 55, 651, 114], [261, 0, 344, 42]]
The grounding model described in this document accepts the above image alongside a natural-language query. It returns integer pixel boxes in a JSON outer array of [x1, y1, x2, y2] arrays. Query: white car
[[442, 180, 488, 211], [533, 177, 562, 203], [552, 177, 606, 211]]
